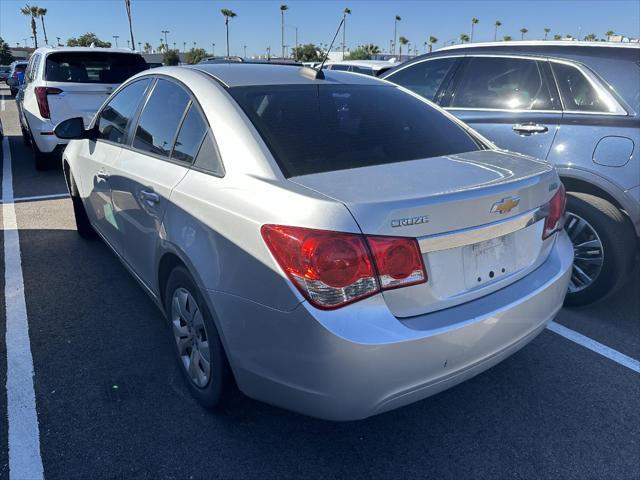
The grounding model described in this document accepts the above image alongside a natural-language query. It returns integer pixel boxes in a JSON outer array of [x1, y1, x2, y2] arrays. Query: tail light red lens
[[261, 225, 427, 309], [543, 184, 566, 239], [34, 87, 62, 119], [367, 236, 427, 289]]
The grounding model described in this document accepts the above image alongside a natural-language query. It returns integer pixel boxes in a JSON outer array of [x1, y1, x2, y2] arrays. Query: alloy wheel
[[171, 288, 211, 388], [564, 212, 604, 294]]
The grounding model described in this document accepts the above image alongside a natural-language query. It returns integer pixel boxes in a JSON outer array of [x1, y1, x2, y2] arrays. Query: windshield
[[45, 52, 148, 84], [229, 84, 481, 177]]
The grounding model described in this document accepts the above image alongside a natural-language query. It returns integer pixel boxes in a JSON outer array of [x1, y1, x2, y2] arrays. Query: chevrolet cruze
[[55, 64, 573, 420]]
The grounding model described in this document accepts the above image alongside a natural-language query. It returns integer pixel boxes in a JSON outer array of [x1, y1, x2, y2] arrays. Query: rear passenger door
[[109, 78, 207, 287], [445, 56, 562, 160]]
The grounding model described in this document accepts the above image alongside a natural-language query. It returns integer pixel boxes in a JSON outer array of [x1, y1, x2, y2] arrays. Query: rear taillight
[[34, 87, 62, 119], [543, 184, 566, 239], [261, 225, 427, 309]]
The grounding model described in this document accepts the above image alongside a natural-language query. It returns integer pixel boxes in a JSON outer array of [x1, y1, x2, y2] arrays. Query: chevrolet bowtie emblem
[[490, 196, 520, 214]]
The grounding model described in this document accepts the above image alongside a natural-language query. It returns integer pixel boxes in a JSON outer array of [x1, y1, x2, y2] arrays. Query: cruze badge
[[391, 215, 429, 228], [490, 196, 521, 214]]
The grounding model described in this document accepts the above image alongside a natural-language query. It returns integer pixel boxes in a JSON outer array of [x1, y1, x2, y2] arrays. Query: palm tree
[[553, 34, 562, 40], [503, 35, 512, 42], [36, 7, 48, 45], [221, 8, 237, 57], [280, 4, 288, 58], [393, 15, 401, 56], [584, 33, 597, 41], [143, 42, 152, 54], [544, 27, 550, 40], [520, 27, 528, 40], [362, 43, 380, 58], [605, 30, 614, 41], [342, 8, 351, 60], [494, 20, 502, 41], [470, 17, 479, 42], [459, 33, 470, 44], [20, 5, 40, 48], [124, 0, 135, 51], [398, 36, 408, 57], [428, 35, 438, 53]]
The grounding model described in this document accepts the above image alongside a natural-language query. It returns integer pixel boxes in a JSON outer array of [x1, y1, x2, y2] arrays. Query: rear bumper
[[206, 231, 573, 421], [25, 113, 67, 153]]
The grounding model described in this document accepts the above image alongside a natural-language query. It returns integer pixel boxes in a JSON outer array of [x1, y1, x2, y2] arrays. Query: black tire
[[67, 172, 96, 239], [564, 192, 636, 306], [31, 135, 49, 171], [164, 266, 231, 408]]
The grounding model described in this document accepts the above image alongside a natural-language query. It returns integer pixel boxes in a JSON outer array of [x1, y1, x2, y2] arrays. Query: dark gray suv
[[383, 41, 640, 305]]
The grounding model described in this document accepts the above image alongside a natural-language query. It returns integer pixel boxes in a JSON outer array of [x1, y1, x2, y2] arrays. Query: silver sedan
[[55, 64, 573, 420]]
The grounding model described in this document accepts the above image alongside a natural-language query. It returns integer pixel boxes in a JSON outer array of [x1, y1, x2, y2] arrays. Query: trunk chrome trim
[[418, 207, 545, 252]]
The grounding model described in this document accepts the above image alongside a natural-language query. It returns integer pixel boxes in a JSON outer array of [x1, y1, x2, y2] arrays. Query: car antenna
[[299, 16, 345, 80]]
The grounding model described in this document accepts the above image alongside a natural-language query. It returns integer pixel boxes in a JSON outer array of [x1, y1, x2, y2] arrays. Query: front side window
[[386, 57, 456, 101], [229, 84, 480, 177], [45, 52, 147, 84], [551, 62, 624, 113], [451, 57, 555, 110], [97, 79, 151, 144], [133, 79, 190, 158]]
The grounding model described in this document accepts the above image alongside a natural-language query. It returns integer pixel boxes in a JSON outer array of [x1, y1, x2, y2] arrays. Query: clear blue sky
[[1, 0, 639, 56]]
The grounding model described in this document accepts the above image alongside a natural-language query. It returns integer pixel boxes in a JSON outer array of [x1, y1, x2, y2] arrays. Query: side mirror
[[6, 77, 17, 87], [54, 117, 91, 140]]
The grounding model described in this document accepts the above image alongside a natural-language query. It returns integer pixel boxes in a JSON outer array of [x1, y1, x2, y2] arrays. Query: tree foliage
[[67, 32, 111, 47], [20, 5, 40, 48], [163, 49, 180, 65], [292, 43, 322, 62], [0, 37, 15, 64], [185, 47, 207, 64], [348, 44, 380, 60]]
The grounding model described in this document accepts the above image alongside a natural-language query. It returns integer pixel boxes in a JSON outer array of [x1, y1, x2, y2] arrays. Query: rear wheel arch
[[158, 252, 187, 312], [560, 176, 625, 213]]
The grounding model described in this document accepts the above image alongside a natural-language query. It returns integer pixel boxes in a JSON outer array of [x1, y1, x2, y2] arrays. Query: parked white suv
[[19, 47, 148, 169]]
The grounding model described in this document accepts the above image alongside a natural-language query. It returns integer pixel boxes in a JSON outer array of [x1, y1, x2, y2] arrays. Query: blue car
[[383, 41, 640, 306]]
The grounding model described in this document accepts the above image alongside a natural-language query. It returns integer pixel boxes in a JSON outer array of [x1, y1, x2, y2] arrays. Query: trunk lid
[[290, 150, 560, 317], [46, 83, 116, 127]]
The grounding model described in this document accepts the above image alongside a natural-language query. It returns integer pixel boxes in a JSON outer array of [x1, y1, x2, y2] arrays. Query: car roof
[[326, 60, 398, 69], [33, 46, 144, 55], [188, 63, 385, 87], [437, 40, 640, 52]]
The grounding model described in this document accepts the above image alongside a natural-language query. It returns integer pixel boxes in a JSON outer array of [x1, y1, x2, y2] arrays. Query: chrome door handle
[[96, 169, 109, 180], [512, 124, 548, 134], [139, 190, 160, 205]]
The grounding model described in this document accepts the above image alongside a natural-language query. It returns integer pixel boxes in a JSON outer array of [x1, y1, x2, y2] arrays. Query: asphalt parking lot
[[0, 84, 639, 480]]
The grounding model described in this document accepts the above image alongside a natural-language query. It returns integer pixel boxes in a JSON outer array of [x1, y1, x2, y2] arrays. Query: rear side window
[[133, 79, 190, 158], [229, 84, 480, 177], [386, 57, 456, 101], [45, 52, 147, 84], [551, 62, 623, 113], [194, 132, 225, 177], [451, 57, 556, 110], [329, 64, 350, 71], [171, 104, 207, 164], [350, 66, 373, 75], [97, 79, 151, 144]]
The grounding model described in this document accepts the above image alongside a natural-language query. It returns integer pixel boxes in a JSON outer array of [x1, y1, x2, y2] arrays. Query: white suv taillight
[[34, 87, 62, 119], [543, 184, 566, 239], [261, 225, 427, 309]]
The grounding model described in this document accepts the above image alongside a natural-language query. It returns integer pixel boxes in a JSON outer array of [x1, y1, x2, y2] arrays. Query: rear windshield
[[229, 84, 480, 177], [45, 52, 148, 84]]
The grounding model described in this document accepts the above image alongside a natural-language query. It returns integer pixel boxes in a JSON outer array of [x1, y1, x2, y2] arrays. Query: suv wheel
[[165, 266, 231, 408], [30, 133, 49, 171], [564, 192, 636, 306]]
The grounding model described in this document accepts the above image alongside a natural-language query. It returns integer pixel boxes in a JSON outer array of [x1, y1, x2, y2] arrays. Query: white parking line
[[2, 137, 45, 480], [547, 321, 640, 373], [13, 192, 69, 203]]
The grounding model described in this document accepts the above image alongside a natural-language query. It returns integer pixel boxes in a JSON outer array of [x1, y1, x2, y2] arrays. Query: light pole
[[342, 8, 351, 60], [113, 35, 119, 48], [285, 24, 298, 58], [212, 42, 215, 56], [183, 41, 187, 52], [56, 36, 61, 46], [243, 45, 247, 57], [138, 41, 141, 51], [30, 36, 35, 47], [127, 40, 130, 49], [266, 46, 271, 60], [162, 30, 170, 48]]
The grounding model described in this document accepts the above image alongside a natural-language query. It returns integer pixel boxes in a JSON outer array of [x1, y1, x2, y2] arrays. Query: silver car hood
[[289, 150, 557, 237]]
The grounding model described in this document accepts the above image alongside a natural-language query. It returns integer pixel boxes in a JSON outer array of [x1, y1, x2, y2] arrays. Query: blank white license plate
[[462, 233, 517, 288]]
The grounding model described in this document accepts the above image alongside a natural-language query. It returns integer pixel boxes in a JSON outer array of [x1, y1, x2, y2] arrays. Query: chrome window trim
[[387, 53, 628, 116], [418, 207, 545, 252]]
